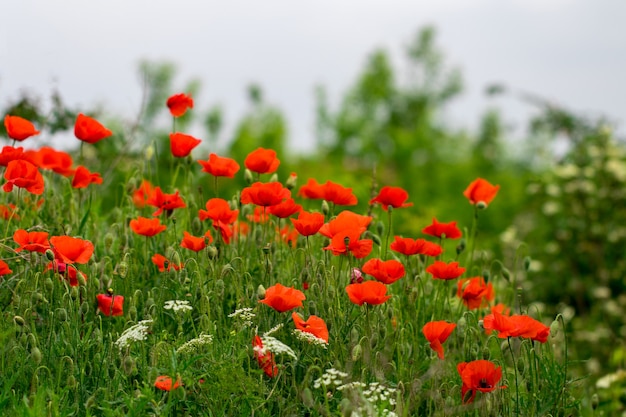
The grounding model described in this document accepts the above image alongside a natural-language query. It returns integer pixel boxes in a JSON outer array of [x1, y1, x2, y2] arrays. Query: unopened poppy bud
[[70, 287, 79, 299], [321, 200, 329, 216], [376, 221, 384, 236], [456, 239, 466, 255], [257, 284, 266, 299], [501, 268, 511, 281], [351, 344, 362, 361], [123, 356, 135, 375], [31, 346, 42, 365], [44, 277, 54, 293], [32, 292, 44, 303], [215, 279, 225, 297], [523, 256, 532, 271], [117, 262, 128, 279], [371, 234, 382, 247], [206, 246, 218, 258], [591, 393, 599, 410], [285, 172, 297, 190], [80, 301, 89, 315], [107, 288, 114, 296], [13, 315, 25, 326], [301, 387, 314, 407], [482, 270, 490, 282], [77, 272, 87, 286], [550, 320, 559, 337], [104, 233, 114, 251], [477, 201, 487, 210], [308, 301, 317, 316], [244, 169, 254, 185], [269, 173, 278, 183], [191, 217, 202, 235], [129, 306, 138, 322], [262, 244, 271, 254], [45, 249, 55, 261], [57, 308, 68, 322], [145, 145, 155, 160], [66, 375, 76, 389]]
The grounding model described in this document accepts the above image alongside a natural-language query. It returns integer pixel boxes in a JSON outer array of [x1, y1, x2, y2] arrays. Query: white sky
[[1, 0, 625, 153]]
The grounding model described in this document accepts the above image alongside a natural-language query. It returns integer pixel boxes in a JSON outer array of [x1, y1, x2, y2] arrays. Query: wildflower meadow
[[0, 92, 586, 417]]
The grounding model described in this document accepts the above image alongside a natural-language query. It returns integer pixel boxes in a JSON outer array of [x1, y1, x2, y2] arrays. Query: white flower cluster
[[340, 381, 397, 417], [263, 323, 283, 336], [293, 329, 328, 348], [164, 300, 193, 312], [114, 320, 153, 350], [228, 307, 255, 327], [261, 335, 296, 360], [314, 368, 349, 389], [176, 334, 214, 355], [362, 382, 396, 406]]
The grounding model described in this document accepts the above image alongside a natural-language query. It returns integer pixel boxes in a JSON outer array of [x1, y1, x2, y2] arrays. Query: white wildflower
[[228, 307, 255, 327], [260, 335, 296, 359], [337, 381, 366, 391], [176, 334, 214, 355], [263, 323, 283, 336], [115, 320, 152, 350], [293, 329, 328, 348], [313, 368, 348, 389], [164, 300, 193, 312]]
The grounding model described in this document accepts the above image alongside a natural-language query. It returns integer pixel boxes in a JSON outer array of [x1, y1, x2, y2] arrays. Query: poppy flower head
[[0, 204, 19, 220], [4, 115, 40, 141], [3, 159, 44, 195], [345, 280, 391, 306], [267, 198, 302, 219], [132, 180, 155, 208], [169, 132, 202, 158], [370, 186, 412, 211], [290, 210, 325, 237], [299, 179, 358, 206], [422, 321, 456, 360], [390, 236, 443, 257], [154, 375, 182, 391], [362, 258, 406, 285], [457, 360, 504, 404], [259, 283, 306, 313], [72, 166, 103, 189], [13, 229, 50, 253], [240, 182, 291, 207], [464, 178, 500, 207], [244, 147, 280, 174], [0, 146, 28, 167], [166, 93, 194, 117], [130, 216, 167, 237], [0, 260, 12, 276], [50, 235, 94, 264], [96, 293, 124, 316], [422, 218, 462, 240], [146, 187, 186, 216], [198, 198, 239, 224], [151, 253, 183, 272], [253, 335, 279, 377], [482, 311, 550, 343], [46, 261, 87, 287], [180, 231, 208, 252], [457, 277, 494, 309], [426, 260, 466, 280], [292, 312, 329, 343], [74, 113, 112, 144], [29, 147, 74, 177], [318, 210, 372, 239], [324, 227, 373, 259], [198, 153, 240, 178]]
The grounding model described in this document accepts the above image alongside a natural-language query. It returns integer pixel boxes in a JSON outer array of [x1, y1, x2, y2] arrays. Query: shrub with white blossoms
[[114, 320, 153, 350]]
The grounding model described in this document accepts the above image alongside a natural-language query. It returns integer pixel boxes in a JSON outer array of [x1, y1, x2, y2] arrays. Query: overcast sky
[[1, 0, 625, 153]]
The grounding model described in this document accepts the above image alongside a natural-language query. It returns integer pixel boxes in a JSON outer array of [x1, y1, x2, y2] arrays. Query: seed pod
[[57, 308, 68, 322], [244, 169, 254, 185], [66, 375, 76, 389], [31, 347, 42, 365], [351, 344, 362, 362]]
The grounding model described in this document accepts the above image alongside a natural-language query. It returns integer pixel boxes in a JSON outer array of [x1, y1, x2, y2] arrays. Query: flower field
[[0, 97, 583, 416]]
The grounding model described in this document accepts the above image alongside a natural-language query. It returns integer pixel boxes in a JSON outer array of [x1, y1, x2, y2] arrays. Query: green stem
[[465, 205, 479, 277], [507, 337, 520, 416]]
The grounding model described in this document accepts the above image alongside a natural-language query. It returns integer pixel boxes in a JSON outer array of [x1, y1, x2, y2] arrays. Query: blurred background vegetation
[[3, 25, 626, 413]]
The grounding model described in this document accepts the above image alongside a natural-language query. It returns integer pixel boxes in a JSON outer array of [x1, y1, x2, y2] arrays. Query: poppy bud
[[104, 233, 114, 251], [351, 344, 362, 361], [145, 145, 155, 160], [80, 301, 90, 315], [244, 169, 254, 185], [215, 279, 225, 297], [117, 262, 128, 279], [371, 234, 382, 247], [269, 173, 278, 183], [523, 256, 532, 272], [477, 201, 487, 210], [550, 320, 560, 337], [456, 239, 466, 255], [57, 308, 68, 322], [376, 221, 384, 236], [191, 217, 202, 235], [44, 277, 54, 293], [32, 292, 44, 303], [257, 284, 266, 299], [123, 356, 135, 375], [482, 347, 491, 360], [77, 272, 87, 286], [129, 306, 138, 322], [321, 200, 329, 216], [67, 375, 76, 388], [285, 172, 297, 190], [516, 356, 525, 374], [13, 315, 25, 326], [31, 346, 42, 365], [501, 268, 511, 281], [482, 270, 490, 282], [45, 249, 55, 261], [591, 394, 599, 410], [301, 387, 314, 407], [206, 246, 218, 259]]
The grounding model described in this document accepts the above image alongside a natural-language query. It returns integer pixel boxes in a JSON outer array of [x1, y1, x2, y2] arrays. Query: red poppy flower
[[50, 236, 94, 264], [0, 146, 28, 166], [0, 204, 19, 220], [198, 153, 240, 178], [169, 132, 201, 158], [267, 198, 302, 218], [253, 335, 278, 377], [290, 211, 325, 237], [46, 261, 87, 286], [132, 180, 155, 208], [151, 253, 183, 272], [213, 221, 235, 244], [241, 182, 291, 207], [180, 231, 209, 252], [292, 312, 329, 343], [13, 229, 50, 253], [154, 375, 182, 391], [96, 293, 124, 316], [464, 178, 500, 207], [130, 216, 167, 237], [426, 261, 465, 280], [422, 321, 456, 360], [29, 147, 74, 176], [370, 186, 413, 211], [4, 115, 40, 141], [0, 260, 12, 275], [166, 93, 194, 117], [146, 187, 186, 216], [71, 166, 103, 189], [390, 236, 443, 257], [318, 211, 371, 239], [345, 280, 391, 306], [457, 277, 494, 309], [279, 225, 298, 248], [299, 179, 358, 206], [247, 206, 271, 223], [422, 218, 462, 240], [3, 160, 44, 195], [362, 258, 405, 285], [198, 198, 239, 224], [244, 147, 280, 174], [259, 283, 306, 313], [482, 311, 550, 343], [74, 113, 112, 144], [457, 360, 504, 404], [324, 227, 373, 259]]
